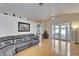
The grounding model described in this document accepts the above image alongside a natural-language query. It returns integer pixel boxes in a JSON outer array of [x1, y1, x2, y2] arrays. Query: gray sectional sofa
[[0, 36, 15, 56], [0, 34, 39, 56]]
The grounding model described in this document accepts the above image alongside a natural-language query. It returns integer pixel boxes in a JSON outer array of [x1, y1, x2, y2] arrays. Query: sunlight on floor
[[52, 39, 70, 56]]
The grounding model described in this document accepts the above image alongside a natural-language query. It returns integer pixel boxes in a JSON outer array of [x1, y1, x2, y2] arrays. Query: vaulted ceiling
[[0, 3, 79, 21]]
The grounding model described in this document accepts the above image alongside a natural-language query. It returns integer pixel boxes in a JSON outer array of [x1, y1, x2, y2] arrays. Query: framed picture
[[18, 22, 30, 32]]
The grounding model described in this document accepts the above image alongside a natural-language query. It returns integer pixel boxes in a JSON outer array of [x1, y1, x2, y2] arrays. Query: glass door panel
[[67, 24, 70, 41], [60, 25, 66, 40], [54, 25, 59, 38]]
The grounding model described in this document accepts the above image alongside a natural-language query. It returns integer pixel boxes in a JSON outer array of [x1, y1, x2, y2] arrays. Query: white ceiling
[[55, 3, 79, 15], [0, 3, 79, 20], [0, 3, 54, 20]]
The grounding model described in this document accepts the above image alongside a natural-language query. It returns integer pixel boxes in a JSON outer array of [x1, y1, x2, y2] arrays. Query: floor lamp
[[72, 25, 79, 44]]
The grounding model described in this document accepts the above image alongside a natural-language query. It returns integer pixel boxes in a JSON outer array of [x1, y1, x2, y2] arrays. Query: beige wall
[[42, 17, 53, 39]]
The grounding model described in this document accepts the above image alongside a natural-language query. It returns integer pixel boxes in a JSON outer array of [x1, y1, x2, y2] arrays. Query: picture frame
[[18, 22, 30, 32]]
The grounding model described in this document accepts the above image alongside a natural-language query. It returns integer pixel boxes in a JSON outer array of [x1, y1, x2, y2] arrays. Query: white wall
[[0, 13, 39, 37]]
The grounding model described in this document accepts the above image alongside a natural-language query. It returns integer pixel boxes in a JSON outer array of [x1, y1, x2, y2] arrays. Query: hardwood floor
[[15, 39, 54, 56], [70, 42, 79, 56], [15, 39, 79, 56]]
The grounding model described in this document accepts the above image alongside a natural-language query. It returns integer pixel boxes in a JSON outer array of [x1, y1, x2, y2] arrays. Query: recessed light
[[39, 3, 44, 6], [13, 14, 15, 16], [4, 12, 8, 15]]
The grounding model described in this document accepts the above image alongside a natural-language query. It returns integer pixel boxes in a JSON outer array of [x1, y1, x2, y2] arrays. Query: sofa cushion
[[4, 45, 15, 56], [0, 36, 13, 42], [28, 34, 35, 37], [14, 38, 25, 44], [24, 34, 36, 42], [25, 37, 31, 42], [4, 40, 13, 47], [15, 42, 28, 48], [0, 36, 13, 47], [0, 48, 5, 56]]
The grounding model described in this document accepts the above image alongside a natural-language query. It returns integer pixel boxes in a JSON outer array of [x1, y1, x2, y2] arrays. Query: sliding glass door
[[52, 23, 70, 41]]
